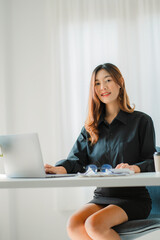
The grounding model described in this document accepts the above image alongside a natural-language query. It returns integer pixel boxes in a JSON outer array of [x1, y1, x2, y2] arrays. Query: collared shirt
[[56, 110, 156, 174], [56, 110, 156, 200], [56, 110, 156, 173]]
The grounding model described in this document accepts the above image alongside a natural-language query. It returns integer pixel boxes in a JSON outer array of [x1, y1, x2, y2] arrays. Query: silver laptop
[[0, 133, 76, 178]]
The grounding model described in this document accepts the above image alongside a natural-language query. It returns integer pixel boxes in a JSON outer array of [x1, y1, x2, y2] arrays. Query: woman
[[45, 63, 156, 240]]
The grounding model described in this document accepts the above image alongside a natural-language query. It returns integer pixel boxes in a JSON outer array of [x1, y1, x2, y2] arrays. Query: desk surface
[[0, 172, 160, 189]]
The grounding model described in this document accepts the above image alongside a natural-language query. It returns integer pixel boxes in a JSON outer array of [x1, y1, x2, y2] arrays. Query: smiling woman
[[85, 63, 134, 144], [1, 0, 160, 239], [46, 63, 156, 240]]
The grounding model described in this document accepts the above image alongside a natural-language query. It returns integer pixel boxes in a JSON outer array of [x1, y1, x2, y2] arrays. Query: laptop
[[0, 133, 76, 178]]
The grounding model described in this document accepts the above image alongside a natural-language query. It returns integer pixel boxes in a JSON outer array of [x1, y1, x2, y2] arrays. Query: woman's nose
[[100, 83, 107, 90]]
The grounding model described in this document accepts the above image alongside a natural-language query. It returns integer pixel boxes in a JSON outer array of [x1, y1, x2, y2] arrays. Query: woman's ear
[[120, 77, 124, 88]]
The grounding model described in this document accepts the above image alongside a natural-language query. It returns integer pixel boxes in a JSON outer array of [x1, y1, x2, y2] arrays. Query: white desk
[[0, 172, 160, 189]]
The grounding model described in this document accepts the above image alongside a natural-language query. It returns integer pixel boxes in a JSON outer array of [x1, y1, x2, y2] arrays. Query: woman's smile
[[101, 92, 111, 97]]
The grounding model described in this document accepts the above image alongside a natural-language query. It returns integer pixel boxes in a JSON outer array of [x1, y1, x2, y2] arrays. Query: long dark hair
[[85, 63, 134, 144]]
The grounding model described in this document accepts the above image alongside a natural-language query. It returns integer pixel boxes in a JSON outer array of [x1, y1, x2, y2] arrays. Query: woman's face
[[94, 69, 121, 105]]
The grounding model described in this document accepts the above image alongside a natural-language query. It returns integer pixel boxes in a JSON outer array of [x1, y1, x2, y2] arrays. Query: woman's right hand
[[44, 164, 67, 174]]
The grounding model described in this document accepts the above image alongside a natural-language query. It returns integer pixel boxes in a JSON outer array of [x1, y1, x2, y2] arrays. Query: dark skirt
[[88, 187, 152, 220]]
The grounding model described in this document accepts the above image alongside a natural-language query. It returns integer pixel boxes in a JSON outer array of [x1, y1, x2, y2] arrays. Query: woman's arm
[[135, 115, 156, 172], [116, 114, 156, 173], [45, 127, 89, 174], [55, 127, 89, 173]]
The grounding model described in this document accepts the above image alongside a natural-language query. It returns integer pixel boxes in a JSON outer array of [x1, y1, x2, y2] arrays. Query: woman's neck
[[105, 102, 120, 124]]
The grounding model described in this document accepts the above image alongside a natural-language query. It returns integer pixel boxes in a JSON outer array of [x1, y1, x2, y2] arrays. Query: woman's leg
[[85, 204, 128, 240], [67, 203, 128, 240], [67, 203, 104, 240]]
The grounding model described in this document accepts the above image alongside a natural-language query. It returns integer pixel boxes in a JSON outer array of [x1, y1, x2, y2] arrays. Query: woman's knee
[[67, 213, 84, 234], [85, 214, 105, 236]]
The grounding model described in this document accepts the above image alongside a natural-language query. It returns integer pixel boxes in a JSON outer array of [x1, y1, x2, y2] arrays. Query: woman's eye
[[95, 79, 112, 86], [105, 79, 111, 83], [95, 82, 100, 86]]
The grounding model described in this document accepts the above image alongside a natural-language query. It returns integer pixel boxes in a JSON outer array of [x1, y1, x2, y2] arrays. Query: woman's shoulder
[[79, 126, 88, 139], [132, 110, 151, 117], [128, 110, 153, 123], [81, 126, 87, 133]]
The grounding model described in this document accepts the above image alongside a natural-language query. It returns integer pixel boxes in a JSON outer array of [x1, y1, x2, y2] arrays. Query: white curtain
[[48, 0, 160, 160], [1, 0, 160, 239]]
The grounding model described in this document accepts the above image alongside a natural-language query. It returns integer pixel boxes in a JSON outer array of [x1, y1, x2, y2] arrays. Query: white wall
[[0, 0, 75, 239]]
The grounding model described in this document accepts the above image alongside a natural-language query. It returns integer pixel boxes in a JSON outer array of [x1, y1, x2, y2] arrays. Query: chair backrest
[[156, 146, 160, 152], [147, 186, 160, 218], [148, 146, 160, 217]]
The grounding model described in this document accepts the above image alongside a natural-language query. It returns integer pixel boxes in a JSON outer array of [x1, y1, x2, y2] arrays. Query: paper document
[[77, 168, 134, 177]]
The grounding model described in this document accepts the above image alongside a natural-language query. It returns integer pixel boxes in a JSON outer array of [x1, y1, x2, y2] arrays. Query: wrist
[[57, 166, 67, 174], [134, 165, 141, 173]]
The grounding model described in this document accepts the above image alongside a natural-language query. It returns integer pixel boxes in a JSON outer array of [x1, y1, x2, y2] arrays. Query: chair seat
[[112, 185, 160, 239], [113, 218, 160, 240]]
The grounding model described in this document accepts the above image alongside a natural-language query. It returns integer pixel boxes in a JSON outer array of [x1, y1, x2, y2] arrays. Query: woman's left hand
[[115, 163, 141, 173]]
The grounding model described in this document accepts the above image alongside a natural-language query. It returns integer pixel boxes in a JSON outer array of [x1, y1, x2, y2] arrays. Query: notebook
[[0, 133, 76, 178]]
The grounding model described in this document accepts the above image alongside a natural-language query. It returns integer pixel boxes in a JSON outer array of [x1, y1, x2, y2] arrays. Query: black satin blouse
[[56, 110, 156, 174], [55, 110, 156, 199]]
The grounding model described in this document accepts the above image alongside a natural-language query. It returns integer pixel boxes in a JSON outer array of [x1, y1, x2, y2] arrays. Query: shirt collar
[[115, 110, 128, 125], [98, 109, 128, 126]]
